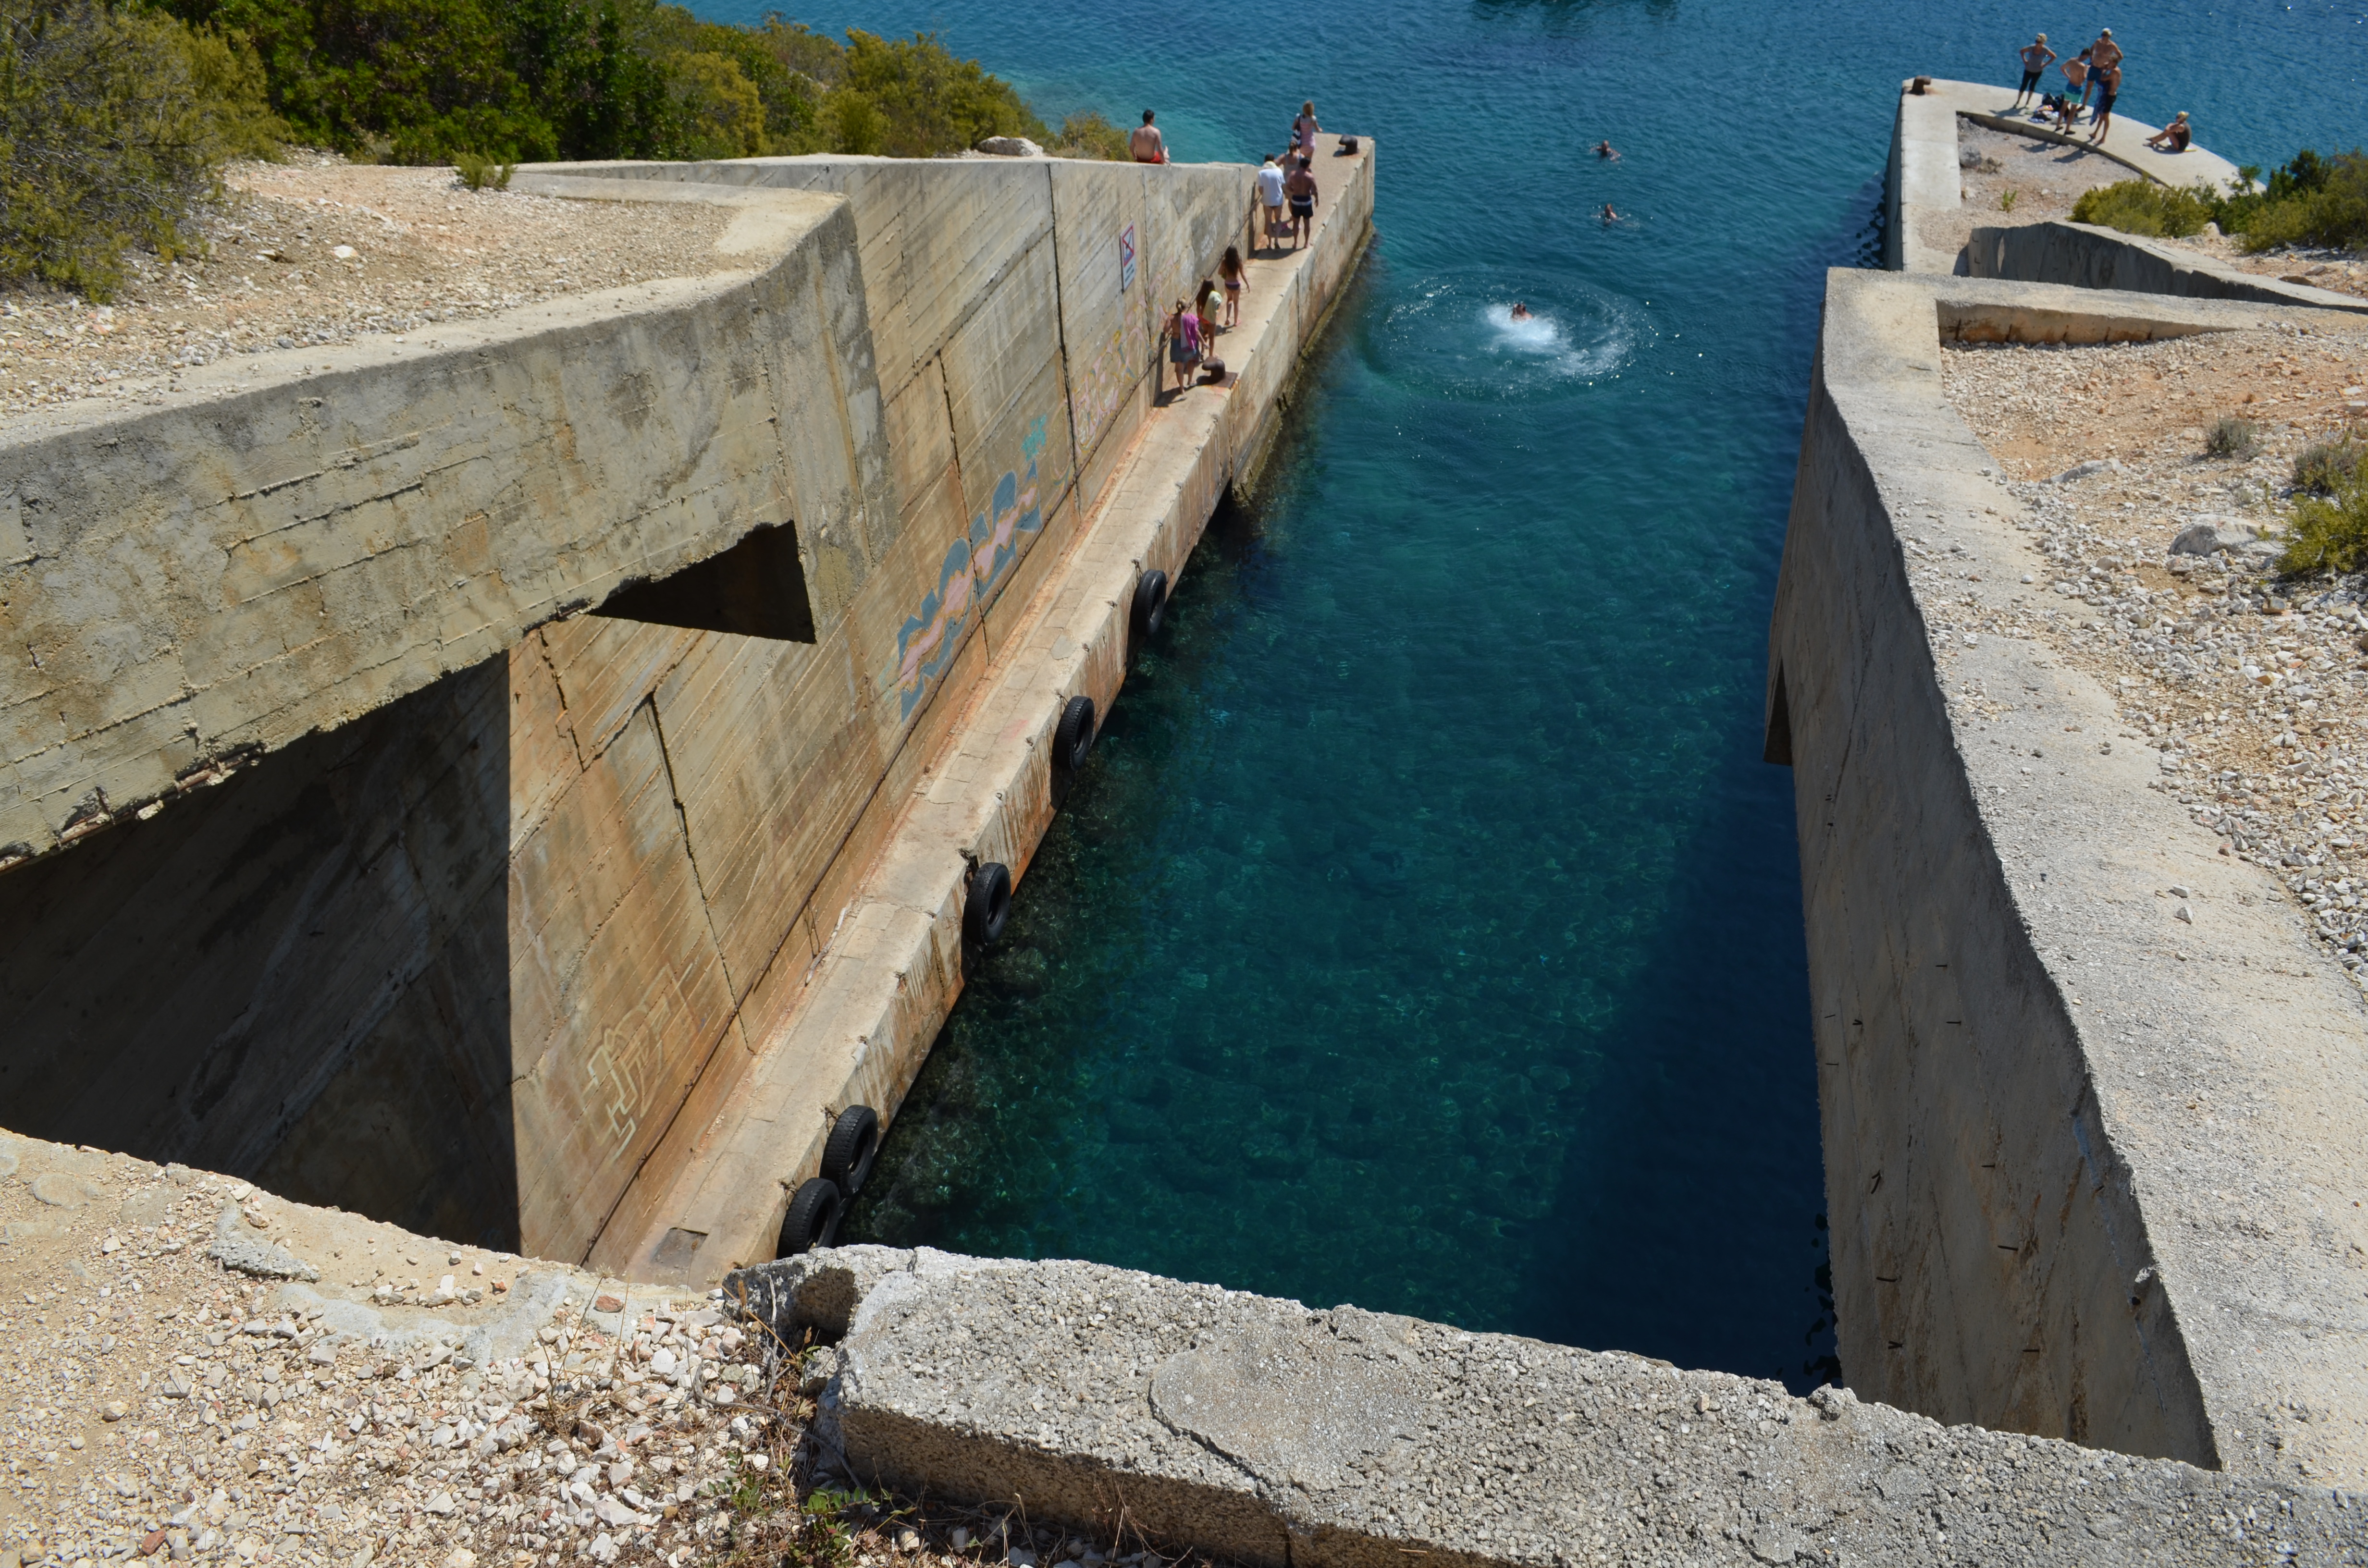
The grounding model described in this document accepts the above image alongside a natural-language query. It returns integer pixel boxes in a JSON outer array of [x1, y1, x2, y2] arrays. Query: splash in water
[[1365, 267, 1644, 403]]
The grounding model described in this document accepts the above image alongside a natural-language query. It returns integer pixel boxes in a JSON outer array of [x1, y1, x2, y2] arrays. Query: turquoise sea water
[[696, 0, 2368, 1387]]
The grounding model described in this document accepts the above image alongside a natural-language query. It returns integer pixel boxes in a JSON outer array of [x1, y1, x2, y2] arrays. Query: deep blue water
[[695, 0, 2368, 1388]]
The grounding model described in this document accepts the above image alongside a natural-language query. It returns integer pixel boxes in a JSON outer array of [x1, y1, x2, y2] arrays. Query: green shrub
[[2279, 474, 2368, 575], [2071, 178, 2216, 238], [2238, 151, 2368, 253], [148, 0, 1082, 165], [2206, 415, 2260, 459], [1048, 110, 1127, 161], [0, 0, 280, 298], [453, 151, 513, 190], [2295, 436, 2367, 494]]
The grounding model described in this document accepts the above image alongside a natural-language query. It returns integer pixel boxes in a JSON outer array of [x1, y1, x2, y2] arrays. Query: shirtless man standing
[[1131, 110, 1168, 165], [2014, 33, 2057, 108], [2086, 29, 2124, 144]]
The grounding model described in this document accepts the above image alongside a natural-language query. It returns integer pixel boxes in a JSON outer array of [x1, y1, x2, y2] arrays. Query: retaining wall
[[1962, 220, 2368, 313], [0, 149, 1377, 1270], [723, 1245, 2368, 1566], [1766, 268, 2368, 1482]]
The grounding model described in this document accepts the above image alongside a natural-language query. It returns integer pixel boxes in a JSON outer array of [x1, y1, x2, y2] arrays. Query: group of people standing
[[2009, 28, 2157, 146], [1156, 101, 1331, 393]]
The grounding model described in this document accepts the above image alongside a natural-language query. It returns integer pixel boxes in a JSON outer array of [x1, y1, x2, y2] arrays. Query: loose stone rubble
[[1937, 320, 2368, 981], [0, 157, 732, 420], [0, 1136, 1259, 1568]]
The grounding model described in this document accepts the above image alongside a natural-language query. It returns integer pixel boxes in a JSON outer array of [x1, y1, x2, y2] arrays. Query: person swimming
[[1601, 203, 1620, 222], [1594, 140, 1619, 160], [1509, 303, 1533, 321]]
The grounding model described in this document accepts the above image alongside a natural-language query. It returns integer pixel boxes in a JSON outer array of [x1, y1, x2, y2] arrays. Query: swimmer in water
[[1601, 203, 1619, 223], [1509, 303, 1533, 322], [1594, 140, 1619, 159]]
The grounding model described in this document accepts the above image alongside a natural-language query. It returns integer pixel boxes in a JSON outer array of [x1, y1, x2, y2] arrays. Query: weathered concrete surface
[[1963, 220, 2368, 313], [592, 146, 1378, 1286], [728, 1246, 2368, 1567], [1767, 267, 2368, 1484], [0, 149, 1373, 1273], [1884, 79, 2248, 277], [0, 180, 884, 866]]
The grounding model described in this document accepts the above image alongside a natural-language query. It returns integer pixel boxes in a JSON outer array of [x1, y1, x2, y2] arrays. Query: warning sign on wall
[[1119, 224, 1137, 294]]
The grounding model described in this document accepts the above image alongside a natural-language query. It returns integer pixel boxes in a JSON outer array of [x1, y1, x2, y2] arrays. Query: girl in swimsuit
[[1220, 245, 1245, 326], [1196, 279, 1224, 345], [1295, 101, 1320, 163]]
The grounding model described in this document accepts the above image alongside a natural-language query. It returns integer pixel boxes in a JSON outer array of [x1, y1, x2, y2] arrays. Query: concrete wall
[[593, 148, 1378, 1285], [0, 149, 1373, 1275], [1767, 269, 2368, 1482], [724, 1246, 2368, 1566], [1963, 220, 2368, 313], [0, 185, 882, 868]]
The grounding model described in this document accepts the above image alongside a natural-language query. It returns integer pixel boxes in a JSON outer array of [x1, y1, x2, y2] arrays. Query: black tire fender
[[1054, 695, 1096, 773], [964, 859, 1013, 946], [777, 1176, 843, 1256], [1132, 569, 1170, 643], [820, 1104, 881, 1196]]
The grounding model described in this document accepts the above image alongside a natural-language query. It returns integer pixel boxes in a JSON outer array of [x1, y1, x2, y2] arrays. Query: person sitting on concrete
[[2146, 111, 2193, 152], [1284, 158, 1318, 251], [1131, 110, 1168, 165], [1257, 156, 1288, 249], [2014, 33, 2057, 108]]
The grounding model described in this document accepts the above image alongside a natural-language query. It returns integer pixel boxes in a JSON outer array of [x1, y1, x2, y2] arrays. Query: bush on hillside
[[2071, 178, 2216, 239], [1049, 110, 1128, 161], [2205, 415, 2259, 460], [2279, 474, 2368, 576], [148, 0, 1115, 166], [2296, 436, 2367, 495], [0, 0, 282, 298]]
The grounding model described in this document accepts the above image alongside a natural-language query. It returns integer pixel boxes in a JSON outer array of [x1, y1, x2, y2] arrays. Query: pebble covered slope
[[1938, 319, 2368, 982], [0, 1133, 1265, 1568], [0, 159, 732, 422]]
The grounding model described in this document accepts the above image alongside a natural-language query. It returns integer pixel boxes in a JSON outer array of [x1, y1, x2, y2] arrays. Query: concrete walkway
[[1891, 76, 2248, 275]]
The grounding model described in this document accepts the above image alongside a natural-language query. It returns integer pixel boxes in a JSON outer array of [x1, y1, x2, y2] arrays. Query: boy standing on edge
[[1131, 110, 1168, 164], [2014, 33, 2057, 108], [1257, 156, 1287, 250], [2086, 30, 2124, 144]]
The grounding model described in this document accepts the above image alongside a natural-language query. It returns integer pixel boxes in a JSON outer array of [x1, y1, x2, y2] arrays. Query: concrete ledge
[[1963, 221, 2368, 314], [1768, 268, 2368, 1484], [730, 1247, 2368, 1567], [1884, 79, 2248, 279], [0, 176, 886, 866]]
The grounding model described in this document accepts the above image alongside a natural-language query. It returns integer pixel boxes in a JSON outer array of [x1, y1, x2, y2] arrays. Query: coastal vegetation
[[2072, 147, 2368, 253], [1, 0, 1117, 297]]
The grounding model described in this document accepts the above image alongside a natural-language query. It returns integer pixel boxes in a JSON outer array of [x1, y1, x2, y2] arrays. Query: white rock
[[588, 1533, 621, 1564], [649, 1348, 676, 1376]]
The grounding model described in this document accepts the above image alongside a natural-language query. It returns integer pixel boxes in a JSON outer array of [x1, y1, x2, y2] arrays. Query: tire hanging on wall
[[964, 859, 1013, 946], [1132, 569, 1170, 644], [821, 1104, 882, 1196], [777, 1176, 843, 1256], [1054, 695, 1097, 773]]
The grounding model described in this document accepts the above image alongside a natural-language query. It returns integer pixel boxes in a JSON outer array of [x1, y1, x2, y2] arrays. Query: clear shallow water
[[695, 0, 2368, 1386]]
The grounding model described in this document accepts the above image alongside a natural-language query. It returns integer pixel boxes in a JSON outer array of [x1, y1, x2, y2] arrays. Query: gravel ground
[[1937, 321, 2368, 980], [0, 157, 732, 423], [0, 1134, 1227, 1568]]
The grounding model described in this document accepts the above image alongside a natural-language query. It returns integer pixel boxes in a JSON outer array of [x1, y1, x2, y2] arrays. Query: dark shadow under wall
[[0, 657, 520, 1250]]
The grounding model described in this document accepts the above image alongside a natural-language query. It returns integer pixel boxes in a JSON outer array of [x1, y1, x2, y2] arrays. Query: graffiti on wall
[[885, 416, 1049, 721]]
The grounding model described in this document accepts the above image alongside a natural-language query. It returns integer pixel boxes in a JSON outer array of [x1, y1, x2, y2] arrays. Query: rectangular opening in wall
[[593, 521, 818, 642]]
